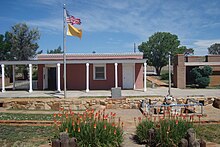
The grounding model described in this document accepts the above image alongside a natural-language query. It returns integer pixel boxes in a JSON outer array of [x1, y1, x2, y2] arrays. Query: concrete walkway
[[0, 87, 219, 98]]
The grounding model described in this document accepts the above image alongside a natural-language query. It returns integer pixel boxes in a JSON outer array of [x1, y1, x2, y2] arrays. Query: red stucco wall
[[38, 63, 142, 90], [135, 63, 143, 89]]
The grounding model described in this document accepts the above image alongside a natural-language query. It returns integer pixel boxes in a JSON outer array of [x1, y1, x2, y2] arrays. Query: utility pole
[[134, 43, 136, 53]]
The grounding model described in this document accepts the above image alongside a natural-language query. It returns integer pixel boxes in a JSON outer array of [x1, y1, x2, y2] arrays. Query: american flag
[[66, 10, 81, 25]]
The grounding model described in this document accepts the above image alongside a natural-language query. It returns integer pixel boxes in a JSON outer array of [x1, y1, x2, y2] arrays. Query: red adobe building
[[37, 53, 147, 92]]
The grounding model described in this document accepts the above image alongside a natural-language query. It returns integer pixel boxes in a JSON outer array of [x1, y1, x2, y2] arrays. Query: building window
[[94, 64, 106, 80]]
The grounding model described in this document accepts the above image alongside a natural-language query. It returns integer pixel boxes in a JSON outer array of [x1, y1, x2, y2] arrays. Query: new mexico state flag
[[67, 24, 82, 39]]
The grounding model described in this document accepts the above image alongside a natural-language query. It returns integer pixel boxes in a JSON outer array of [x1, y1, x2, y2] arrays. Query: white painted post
[[57, 63, 61, 92], [144, 63, 147, 92], [114, 63, 118, 88], [1, 64, 5, 92], [86, 63, 89, 92], [29, 64, 33, 92], [168, 53, 171, 96], [12, 65, 15, 90]]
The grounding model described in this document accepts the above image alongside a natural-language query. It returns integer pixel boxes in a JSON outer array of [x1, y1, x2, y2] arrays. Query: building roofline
[[0, 59, 146, 65]]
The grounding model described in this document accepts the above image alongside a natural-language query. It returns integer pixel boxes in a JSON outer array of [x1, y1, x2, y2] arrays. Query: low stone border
[[0, 96, 218, 111]]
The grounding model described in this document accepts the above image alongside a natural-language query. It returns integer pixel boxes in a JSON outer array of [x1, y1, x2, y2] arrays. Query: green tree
[[47, 46, 63, 54], [208, 43, 220, 55], [7, 23, 41, 79], [178, 46, 194, 56], [138, 32, 183, 75], [0, 32, 12, 61], [190, 65, 212, 88], [8, 23, 41, 60]]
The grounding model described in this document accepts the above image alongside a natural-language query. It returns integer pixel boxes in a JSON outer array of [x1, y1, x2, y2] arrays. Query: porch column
[[86, 63, 89, 92], [144, 63, 147, 92], [13, 65, 15, 90], [114, 63, 118, 88], [1, 64, 5, 92], [57, 63, 61, 92], [29, 64, 33, 93]]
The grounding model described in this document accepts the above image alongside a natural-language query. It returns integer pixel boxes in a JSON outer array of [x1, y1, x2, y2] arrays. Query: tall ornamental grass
[[53, 108, 123, 147], [136, 116, 193, 147]]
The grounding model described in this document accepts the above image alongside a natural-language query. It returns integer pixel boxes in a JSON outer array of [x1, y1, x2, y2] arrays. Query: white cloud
[[26, 18, 62, 33], [194, 39, 220, 48]]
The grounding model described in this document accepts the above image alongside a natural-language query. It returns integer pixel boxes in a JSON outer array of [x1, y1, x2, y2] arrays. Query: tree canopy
[[0, 23, 41, 79], [178, 46, 194, 56], [47, 46, 63, 54], [138, 32, 186, 75], [208, 43, 220, 55], [0, 32, 12, 61], [7, 23, 41, 60]]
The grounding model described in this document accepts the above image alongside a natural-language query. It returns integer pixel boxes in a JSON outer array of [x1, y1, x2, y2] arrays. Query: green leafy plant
[[190, 65, 212, 88], [53, 108, 123, 147], [136, 117, 193, 147]]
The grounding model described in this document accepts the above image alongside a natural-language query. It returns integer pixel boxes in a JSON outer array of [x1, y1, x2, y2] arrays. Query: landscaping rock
[[198, 139, 206, 147], [52, 138, 60, 147], [186, 128, 196, 147], [69, 137, 77, 147], [190, 140, 200, 147], [213, 98, 220, 109], [179, 138, 188, 147], [49, 102, 61, 110]]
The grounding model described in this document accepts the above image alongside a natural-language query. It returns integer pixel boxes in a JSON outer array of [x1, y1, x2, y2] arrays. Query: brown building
[[173, 54, 220, 88]]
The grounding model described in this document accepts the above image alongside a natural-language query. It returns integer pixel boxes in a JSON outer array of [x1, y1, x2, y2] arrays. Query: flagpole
[[63, 4, 67, 98]]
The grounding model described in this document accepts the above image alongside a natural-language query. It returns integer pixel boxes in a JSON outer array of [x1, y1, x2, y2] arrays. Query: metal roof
[[0, 59, 146, 65]]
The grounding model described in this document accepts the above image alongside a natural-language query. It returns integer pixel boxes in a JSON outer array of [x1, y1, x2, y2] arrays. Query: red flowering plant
[[53, 108, 123, 147], [136, 115, 194, 146]]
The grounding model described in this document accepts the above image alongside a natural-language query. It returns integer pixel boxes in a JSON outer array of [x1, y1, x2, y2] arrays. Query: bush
[[136, 118, 193, 146], [195, 77, 210, 88], [53, 108, 123, 147], [202, 65, 212, 77], [190, 66, 212, 88], [161, 73, 169, 80]]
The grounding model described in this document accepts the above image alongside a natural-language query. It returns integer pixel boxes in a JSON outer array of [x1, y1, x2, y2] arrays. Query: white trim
[[12, 65, 15, 90], [133, 63, 136, 89], [93, 64, 106, 80], [144, 63, 147, 92], [1, 64, 5, 92], [185, 62, 220, 66], [29, 64, 33, 93], [57, 63, 61, 92], [86, 63, 90, 92], [114, 63, 118, 88]]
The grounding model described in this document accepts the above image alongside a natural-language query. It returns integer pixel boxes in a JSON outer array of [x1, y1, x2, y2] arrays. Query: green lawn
[[0, 125, 54, 146], [0, 113, 53, 121], [195, 124, 220, 144]]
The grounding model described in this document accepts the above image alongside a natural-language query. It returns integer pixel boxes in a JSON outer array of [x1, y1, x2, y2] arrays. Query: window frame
[[93, 64, 106, 80]]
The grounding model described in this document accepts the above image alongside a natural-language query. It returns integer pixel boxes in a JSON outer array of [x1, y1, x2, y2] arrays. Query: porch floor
[[0, 87, 220, 98]]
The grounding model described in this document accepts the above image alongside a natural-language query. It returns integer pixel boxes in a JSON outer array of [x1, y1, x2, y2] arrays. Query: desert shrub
[[53, 108, 123, 147], [136, 118, 193, 147]]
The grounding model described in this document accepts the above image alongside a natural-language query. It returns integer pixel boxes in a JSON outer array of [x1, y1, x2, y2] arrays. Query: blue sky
[[1, 0, 220, 55]]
